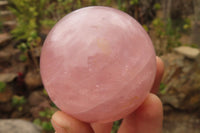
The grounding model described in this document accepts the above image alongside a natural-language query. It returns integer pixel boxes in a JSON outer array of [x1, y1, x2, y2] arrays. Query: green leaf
[[17, 43, 28, 52], [19, 54, 27, 62], [130, 0, 138, 5], [154, 3, 161, 10], [12, 95, 26, 106], [111, 120, 122, 133], [0, 82, 6, 92], [33, 118, 41, 125], [159, 83, 166, 94], [42, 121, 54, 131], [142, 25, 149, 32], [43, 89, 48, 96], [39, 111, 46, 117]]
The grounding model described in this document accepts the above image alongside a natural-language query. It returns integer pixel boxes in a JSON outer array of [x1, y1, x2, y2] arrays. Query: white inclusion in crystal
[[96, 84, 100, 88], [122, 65, 129, 76], [88, 68, 92, 72], [125, 65, 129, 71], [138, 80, 142, 85]]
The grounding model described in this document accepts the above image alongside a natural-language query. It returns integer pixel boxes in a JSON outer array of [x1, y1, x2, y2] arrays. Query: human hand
[[51, 57, 164, 133]]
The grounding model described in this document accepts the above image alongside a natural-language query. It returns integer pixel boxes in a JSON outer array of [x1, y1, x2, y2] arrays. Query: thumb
[[51, 111, 94, 133]]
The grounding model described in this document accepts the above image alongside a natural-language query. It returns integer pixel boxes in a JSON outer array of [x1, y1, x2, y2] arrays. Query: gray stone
[[160, 52, 200, 110], [161, 52, 200, 133], [0, 73, 17, 83], [163, 112, 200, 133], [0, 119, 41, 133], [161, 95, 180, 108], [174, 46, 200, 59]]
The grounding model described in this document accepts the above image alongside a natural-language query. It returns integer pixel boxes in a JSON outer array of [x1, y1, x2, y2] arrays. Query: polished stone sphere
[[40, 6, 156, 123]]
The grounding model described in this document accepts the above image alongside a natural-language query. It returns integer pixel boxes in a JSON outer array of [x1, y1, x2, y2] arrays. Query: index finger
[[151, 56, 164, 94]]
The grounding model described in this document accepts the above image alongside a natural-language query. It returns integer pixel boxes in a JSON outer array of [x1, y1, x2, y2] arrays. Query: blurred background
[[0, 0, 199, 133]]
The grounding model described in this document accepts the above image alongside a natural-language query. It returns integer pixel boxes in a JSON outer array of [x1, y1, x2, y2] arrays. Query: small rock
[[174, 46, 200, 59], [0, 33, 11, 47], [0, 1, 8, 6], [25, 71, 42, 90], [32, 46, 41, 57], [0, 10, 14, 22], [160, 52, 200, 111], [0, 88, 12, 103], [3, 21, 17, 27], [0, 10, 12, 16], [0, 119, 41, 133], [0, 73, 17, 83], [11, 111, 25, 118], [30, 100, 52, 118], [161, 95, 180, 108], [163, 112, 200, 133], [0, 51, 12, 62], [28, 91, 46, 106], [0, 102, 13, 112], [181, 90, 200, 110]]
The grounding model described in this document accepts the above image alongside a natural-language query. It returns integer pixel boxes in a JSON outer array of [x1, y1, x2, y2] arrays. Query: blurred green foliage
[[34, 118, 54, 131], [152, 17, 182, 55], [42, 88, 48, 96], [39, 109, 55, 119], [9, 0, 103, 41], [152, 14, 193, 56], [12, 95, 26, 106], [41, 121, 54, 131], [111, 120, 122, 133], [34, 108, 55, 132], [159, 82, 166, 94], [8, 0, 46, 68], [8, 0, 44, 40], [12, 95, 26, 111], [0, 21, 3, 33], [0, 82, 6, 92], [183, 18, 191, 31], [130, 0, 138, 5], [153, 3, 161, 10], [19, 54, 27, 62], [142, 24, 149, 32]]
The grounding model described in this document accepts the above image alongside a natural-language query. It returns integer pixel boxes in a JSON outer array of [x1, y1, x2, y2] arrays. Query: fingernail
[[51, 113, 70, 133]]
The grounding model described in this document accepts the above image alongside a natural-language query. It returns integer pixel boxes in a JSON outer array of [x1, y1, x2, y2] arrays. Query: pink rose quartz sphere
[[40, 6, 156, 123]]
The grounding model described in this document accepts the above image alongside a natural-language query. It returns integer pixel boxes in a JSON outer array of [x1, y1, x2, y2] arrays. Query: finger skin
[[151, 56, 164, 94], [91, 122, 113, 133], [118, 94, 163, 133], [51, 111, 94, 133]]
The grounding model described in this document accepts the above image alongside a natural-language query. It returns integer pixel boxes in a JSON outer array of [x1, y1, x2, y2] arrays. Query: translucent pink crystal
[[40, 6, 156, 123]]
